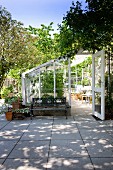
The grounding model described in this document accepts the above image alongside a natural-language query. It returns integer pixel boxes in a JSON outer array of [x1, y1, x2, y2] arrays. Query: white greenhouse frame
[[22, 57, 71, 106]]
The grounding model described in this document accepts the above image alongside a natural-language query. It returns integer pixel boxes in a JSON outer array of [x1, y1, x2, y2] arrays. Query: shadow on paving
[[0, 100, 113, 169]]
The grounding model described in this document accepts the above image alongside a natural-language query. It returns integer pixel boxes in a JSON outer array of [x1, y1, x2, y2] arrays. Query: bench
[[30, 97, 68, 119]]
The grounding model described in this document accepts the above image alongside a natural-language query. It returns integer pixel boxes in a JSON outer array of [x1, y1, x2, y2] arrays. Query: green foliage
[[1, 85, 13, 99], [58, 22, 77, 57], [61, 0, 113, 52], [28, 23, 60, 64], [81, 78, 90, 86], [41, 70, 64, 97], [41, 71, 54, 93], [5, 96, 19, 105], [105, 73, 113, 110], [0, 7, 32, 94], [71, 56, 92, 85], [8, 68, 24, 93], [56, 72, 64, 97]]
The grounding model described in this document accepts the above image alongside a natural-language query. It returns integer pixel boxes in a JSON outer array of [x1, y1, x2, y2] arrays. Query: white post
[[64, 67, 67, 97], [92, 54, 95, 116], [101, 50, 105, 120], [82, 68, 84, 81], [21, 73, 26, 105], [68, 57, 71, 106], [53, 61, 56, 98], [39, 69, 41, 98], [76, 69, 77, 86]]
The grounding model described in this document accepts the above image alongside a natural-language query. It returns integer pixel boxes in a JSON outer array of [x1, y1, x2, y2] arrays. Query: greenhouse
[[21, 49, 113, 120], [22, 56, 71, 106]]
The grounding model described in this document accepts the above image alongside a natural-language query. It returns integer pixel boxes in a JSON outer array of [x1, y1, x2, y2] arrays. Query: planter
[[12, 102, 21, 109], [5, 111, 13, 121], [13, 108, 30, 119]]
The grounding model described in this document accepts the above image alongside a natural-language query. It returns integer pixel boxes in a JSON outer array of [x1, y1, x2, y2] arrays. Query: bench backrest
[[32, 97, 66, 106]]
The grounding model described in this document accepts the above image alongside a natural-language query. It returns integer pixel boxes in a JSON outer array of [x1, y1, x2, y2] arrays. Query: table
[[82, 94, 92, 104]]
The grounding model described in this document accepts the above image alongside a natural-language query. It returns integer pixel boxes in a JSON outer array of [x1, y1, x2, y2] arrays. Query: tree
[[63, 0, 113, 114], [62, 0, 113, 52], [58, 21, 77, 56], [0, 7, 31, 97], [28, 23, 60, 63]]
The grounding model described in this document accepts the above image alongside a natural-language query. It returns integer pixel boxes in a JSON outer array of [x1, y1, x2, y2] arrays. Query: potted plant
[[13, 107, 30, 119], [5, 109, 13, 121], [5, 96, 22, 109], [1, 103, 13, 121], [11, 96, 21, 109]]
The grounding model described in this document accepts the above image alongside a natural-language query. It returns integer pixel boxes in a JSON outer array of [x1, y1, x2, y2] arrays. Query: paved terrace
[[0, 100, 113, 170]]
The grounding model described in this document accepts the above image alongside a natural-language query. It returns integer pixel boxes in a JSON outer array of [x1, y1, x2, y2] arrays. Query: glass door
[[92, 50, 105, 120]]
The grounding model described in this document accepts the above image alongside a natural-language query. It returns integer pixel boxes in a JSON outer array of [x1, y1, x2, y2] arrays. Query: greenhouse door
[[92, 50, 105, 120]]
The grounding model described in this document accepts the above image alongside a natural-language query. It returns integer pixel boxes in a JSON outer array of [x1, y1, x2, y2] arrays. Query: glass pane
[[95, 92, 101, 114], [95, 55, 101, 88]]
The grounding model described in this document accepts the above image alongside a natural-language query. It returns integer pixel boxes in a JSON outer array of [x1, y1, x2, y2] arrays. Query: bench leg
[[65, 110, 67, 119], [30, 110, 34, 120]]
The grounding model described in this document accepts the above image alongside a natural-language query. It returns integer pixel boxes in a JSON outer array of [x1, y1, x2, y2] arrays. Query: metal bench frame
[[30, 97, 68, 119]]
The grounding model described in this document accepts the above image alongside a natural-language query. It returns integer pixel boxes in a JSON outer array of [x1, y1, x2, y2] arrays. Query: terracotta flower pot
[[5, 111, 13, 121]]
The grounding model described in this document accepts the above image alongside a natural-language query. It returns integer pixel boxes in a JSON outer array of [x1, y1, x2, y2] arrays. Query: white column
[[53, 61, 56, 98], [101, 50, 105, 120], [21, 73, 26, 105], [92, 54, 95, 116], [68, 57, 71, 106], [82, 68, 84, 81], [39, 69, 41, 98], [76, 69, 77, 85]]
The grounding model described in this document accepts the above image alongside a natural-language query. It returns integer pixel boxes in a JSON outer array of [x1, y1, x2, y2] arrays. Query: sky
[[0, 0, 86, 32]]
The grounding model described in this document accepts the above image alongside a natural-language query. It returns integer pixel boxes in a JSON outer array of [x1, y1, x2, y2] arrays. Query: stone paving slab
[[20, 130, 52, 140], [53, 116, 74, 123], [28, 124, 52, 130], [49, 139, 88, 158], [8, 140, 50, 159], [76, 121, 101, 129], [52, 123, 78, 131], [0, 129, 24, 141], [105, 127, 113, 137], [79, 128, 113, 140], [46, 157, 94, 170], [98, 120, 113, 126], [84, 139, 113, 157], [0, 140, 17, 159], [0, 121, 10, 130], [91, 158, 113, 170], [2, 120, 31, 130], [0, 159, 5, 164], [51, 130, 82, 140], [0, 114, 8, 121], [31, 117, 54, 125], [2, 158, 47, 170], [0, 159, 5, 170], [74, 115, 96, 122]]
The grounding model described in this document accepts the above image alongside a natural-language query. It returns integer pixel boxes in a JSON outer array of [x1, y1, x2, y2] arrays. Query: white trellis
[[22, 57, 71, 106]]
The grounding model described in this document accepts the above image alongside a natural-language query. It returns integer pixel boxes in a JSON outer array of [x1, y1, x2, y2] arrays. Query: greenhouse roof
[[22, 59, 64, 78]]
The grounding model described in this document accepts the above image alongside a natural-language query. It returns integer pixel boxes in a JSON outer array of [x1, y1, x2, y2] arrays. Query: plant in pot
[[6, 96, 22, 109], [1, 103, 13, 121], [11, 96, 21, 109]]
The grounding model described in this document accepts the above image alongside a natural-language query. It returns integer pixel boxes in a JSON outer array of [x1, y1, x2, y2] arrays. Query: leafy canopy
[[62, 0, 113, 52], [0, 7, 27, 90]]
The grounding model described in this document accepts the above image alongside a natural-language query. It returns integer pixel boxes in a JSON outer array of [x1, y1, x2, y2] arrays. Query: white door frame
[[92, 50, 105, 120]]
